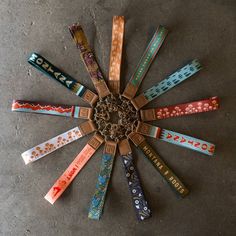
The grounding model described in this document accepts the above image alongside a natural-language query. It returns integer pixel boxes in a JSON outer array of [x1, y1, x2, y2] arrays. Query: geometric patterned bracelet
[[131, 59, 202, 110], [12, 100, 93, 119], [118, 139, 151, 221]]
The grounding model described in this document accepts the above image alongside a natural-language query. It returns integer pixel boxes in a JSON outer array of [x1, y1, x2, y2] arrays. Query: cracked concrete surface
[[0, 0, 236, 235]]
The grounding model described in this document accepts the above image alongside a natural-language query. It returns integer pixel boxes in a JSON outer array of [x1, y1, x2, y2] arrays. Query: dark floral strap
[[121, 153, 151, 221]]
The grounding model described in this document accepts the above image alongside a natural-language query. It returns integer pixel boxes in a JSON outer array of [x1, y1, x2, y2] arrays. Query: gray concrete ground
[[0, 0, 236, 235]]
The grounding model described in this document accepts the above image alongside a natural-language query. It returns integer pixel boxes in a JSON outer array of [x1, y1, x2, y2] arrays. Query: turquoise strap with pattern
[[88, 142, 117, 220], [160, 129, 215, 156], [131, 60, 202, 110]]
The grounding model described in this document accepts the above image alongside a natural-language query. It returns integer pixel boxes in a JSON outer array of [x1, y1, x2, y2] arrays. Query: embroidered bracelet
[[118, 139, 151, 221], [28, 52, 98, 106], [69, 24, 111, 98], [45, 133, 104, 204], [12, 100, 93, 119], [140, 96, 219, 121], [131, 59, 202, 110], [129, 132, 189, 198], [123, 26, 168, 100]]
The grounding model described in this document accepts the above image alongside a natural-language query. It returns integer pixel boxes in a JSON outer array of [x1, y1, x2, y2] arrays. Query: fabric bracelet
[[45, 133, 104, 204], [12, 100, 93, 119], [28, 53, 98, 106], [21, 121, 96, 164], [88, 141, 117, 220], [136, 122, 215, 156], [123, 26, 168, 100], [118, 139, 151, 221], [69, 24, 111, 98], [140, 96, 219, 121], [131, 59, 202, 110], [129, 132, 189, 198], [108, 16, 125, 94]]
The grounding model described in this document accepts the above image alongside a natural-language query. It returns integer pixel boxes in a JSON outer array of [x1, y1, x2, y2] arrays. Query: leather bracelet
[[136, 122, 215, 156], [118, 139, 151, 221], [45, 133, 104, 204], [140, 96, 219, 121], [12, 100, 93, 119], [28, 53, 98, 106], [108, 16, 125, 94], [21, 121, 96, 164], [131, 59, 202, 110], [69, 23, 111, 98], [88, 141, 117, 220], [123, 26, 168, 100], [129, 132, 189, 198]]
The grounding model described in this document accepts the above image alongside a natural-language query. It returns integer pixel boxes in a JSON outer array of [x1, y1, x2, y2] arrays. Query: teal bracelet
[[131, 59, 202, 110], [88, 141, 117, 220], [28, 52, 98, 105]]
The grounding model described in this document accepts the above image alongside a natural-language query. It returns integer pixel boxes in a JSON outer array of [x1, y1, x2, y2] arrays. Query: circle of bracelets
[[93, 94, 139, 142]]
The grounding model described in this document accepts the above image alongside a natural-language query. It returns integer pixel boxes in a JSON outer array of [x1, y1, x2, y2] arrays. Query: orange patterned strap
[[44, 134, 104, 204], [108, 16, 125, 94], [21, 121, 96, 165]]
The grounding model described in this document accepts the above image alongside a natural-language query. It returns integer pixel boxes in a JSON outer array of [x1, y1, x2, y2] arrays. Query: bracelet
[[129, 132, 189, 198], [108, 16, 125, 94], [69, 23, 111, 98], [88, 141, 117, 220], [136, 122, 215, 156], [45, 133, 104, 204], [131, 59, 202, 110], [21, 121, 96, 165], [140, 96, 219, 121], [12, 100, 93, 119], [123, 26, 168, 100], [118, 139, 151, 221], [28, 52, 98, 106]]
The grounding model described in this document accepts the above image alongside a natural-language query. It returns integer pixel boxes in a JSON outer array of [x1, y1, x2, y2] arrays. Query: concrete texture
[[0, 0, 236, 235]]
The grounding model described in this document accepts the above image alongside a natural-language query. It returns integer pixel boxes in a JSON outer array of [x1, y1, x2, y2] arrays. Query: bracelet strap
[[119, 139, 151, 221], [160, 129, 215, 156], [136, 122, 215, 156], [12, 100, 93, 119], [140, 96, 219, 121], [88, 141, 117, 220], [69, 24, 111, 98], [108, 16, 125, 94], [129, 132, 189, 198], [21, 121, 96, 165], [28, 53, 98, 106], [131, 59, 202, 110], [45, 133, 104, 204], [123, 26, 168, 100]]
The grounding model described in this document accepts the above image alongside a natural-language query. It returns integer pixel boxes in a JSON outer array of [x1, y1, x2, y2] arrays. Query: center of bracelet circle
[[93, 94, 139, 142]]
